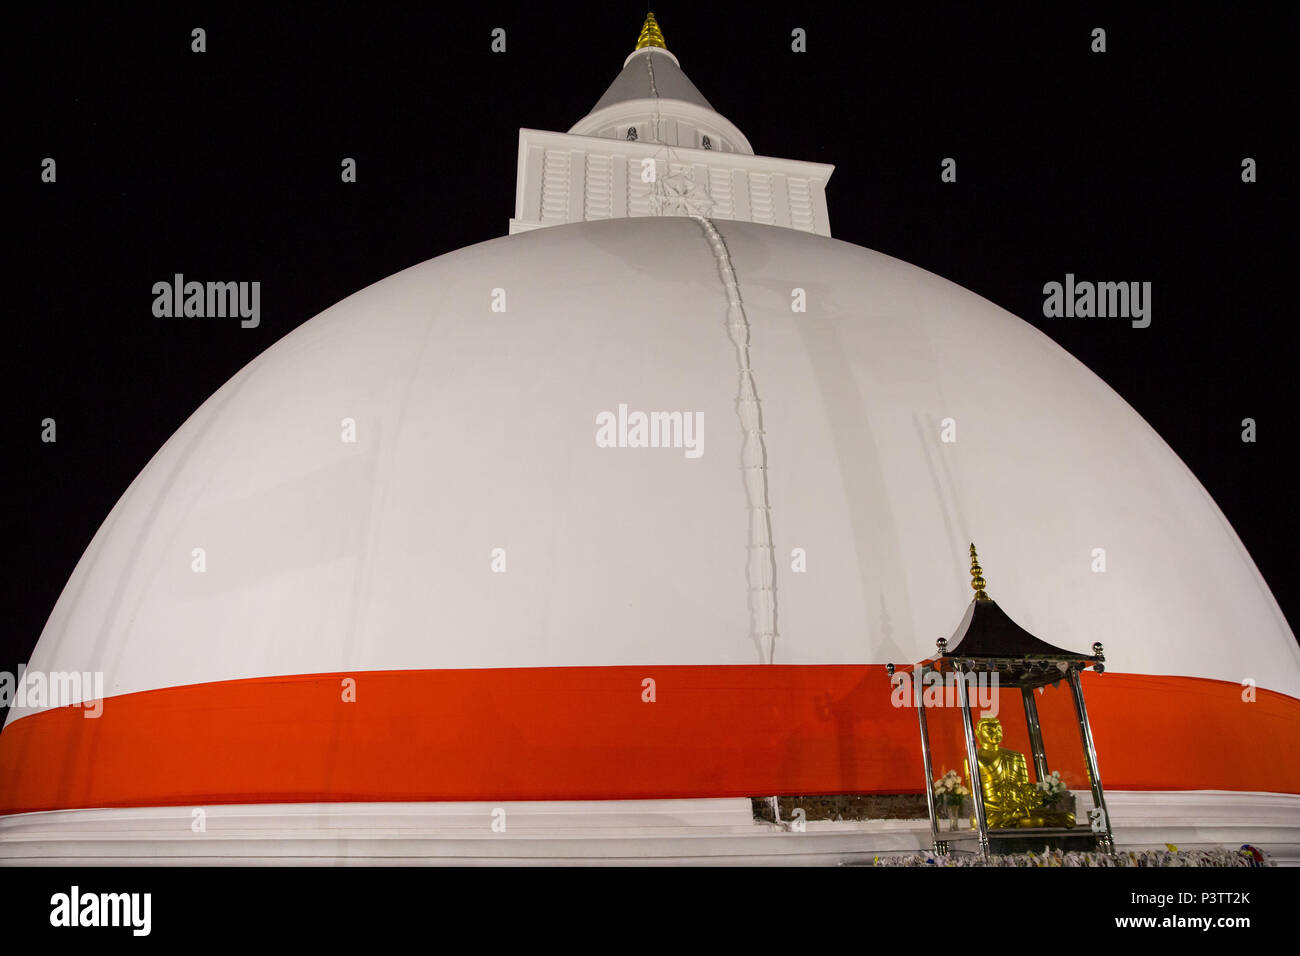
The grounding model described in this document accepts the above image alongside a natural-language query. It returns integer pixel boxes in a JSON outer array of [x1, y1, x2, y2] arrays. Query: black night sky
[[9, 0, 1297, 690]]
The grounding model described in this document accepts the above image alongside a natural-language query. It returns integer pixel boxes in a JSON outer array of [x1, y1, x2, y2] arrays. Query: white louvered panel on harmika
[[627, 157, 653, 217], [787, 176, 816, 232], [541, 148, 571, 223], [748, 172, 774, 225], [707, 166, 735, 219], [584, 153, 613, 220]]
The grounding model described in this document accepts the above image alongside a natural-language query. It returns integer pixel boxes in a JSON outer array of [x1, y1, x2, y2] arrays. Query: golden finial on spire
[[636, 12, 667, 50], [969, 543, 990, 601]]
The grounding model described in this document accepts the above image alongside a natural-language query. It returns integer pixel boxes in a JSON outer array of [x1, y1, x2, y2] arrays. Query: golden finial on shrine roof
[[636, 12, 667, 50], [969, 543, 990, 601]]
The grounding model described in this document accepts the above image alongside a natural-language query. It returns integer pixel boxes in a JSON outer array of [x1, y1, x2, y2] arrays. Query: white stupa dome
[[9, 213, 1299, 695]]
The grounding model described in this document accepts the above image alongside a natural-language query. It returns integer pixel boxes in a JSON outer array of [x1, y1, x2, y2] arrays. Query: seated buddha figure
[[965, 716, 1075, 829]]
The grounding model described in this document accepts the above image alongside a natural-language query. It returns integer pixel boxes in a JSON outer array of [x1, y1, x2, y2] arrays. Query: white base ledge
[[1, 791, 1295, 866]]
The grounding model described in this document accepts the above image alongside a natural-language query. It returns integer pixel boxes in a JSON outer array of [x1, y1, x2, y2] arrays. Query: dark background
[[9, 0, 1297, 682]]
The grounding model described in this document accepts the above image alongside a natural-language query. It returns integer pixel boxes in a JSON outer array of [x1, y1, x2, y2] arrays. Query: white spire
[[568, 13, 753, 155], [509, 14, 834, 236]]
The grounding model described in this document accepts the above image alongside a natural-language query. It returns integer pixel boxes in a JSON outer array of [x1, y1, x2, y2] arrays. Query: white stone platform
[[1, 791, 1295, 866]]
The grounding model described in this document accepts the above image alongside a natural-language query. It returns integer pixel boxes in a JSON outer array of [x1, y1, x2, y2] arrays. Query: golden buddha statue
[[966, 716, 1075, 829]]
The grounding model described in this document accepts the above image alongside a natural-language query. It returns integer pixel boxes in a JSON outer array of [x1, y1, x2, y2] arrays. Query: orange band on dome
[[0, 666, 1296, 814]]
